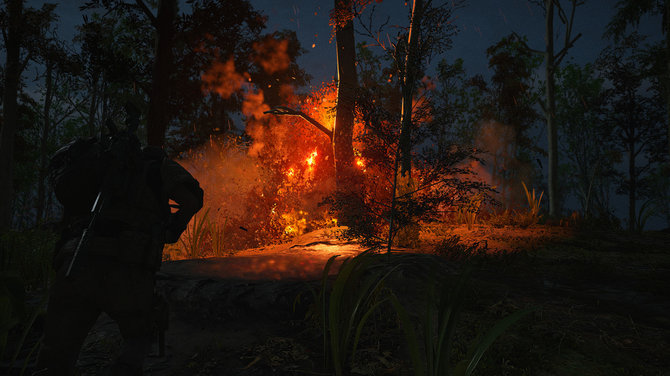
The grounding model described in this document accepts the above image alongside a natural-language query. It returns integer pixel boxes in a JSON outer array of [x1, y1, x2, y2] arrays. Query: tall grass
[[310, 251, 399, 376], [0, 272, 47, 376], [635, 199, 657, 232], [178, 208, 210, 259], [207, 215, 228, 257], [518, 182, 544, 227], [456, 194, 483, 230], [389, 269, 534, 376]]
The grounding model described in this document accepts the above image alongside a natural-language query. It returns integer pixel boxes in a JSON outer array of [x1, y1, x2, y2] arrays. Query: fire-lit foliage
[[320, 80, 496, 249], [174, 82, 345, 252], [173, 52, 494, 256]]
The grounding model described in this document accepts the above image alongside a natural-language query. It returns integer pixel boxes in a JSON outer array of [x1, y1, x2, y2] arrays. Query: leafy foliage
[[597, 33, 668, 230]]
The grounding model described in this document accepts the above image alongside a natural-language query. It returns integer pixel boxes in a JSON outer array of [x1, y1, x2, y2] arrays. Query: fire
[[306, 149, 318, 167], [355, 157, 366, 171]]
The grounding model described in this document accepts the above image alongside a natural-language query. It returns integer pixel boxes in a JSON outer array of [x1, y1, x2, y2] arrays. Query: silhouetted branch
[[264, 106, 333, 141], [134, 0, 157, 26]]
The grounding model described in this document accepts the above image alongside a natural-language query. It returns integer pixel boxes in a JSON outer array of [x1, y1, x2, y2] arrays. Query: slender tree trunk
[[88, 75, 99, 137], [146, 0, 176, 147], [628, 140, 636, 231], [333, 0, 358, 191], [545, 0, 559, 217], [394, 0, 423, 248], [399, 0, 423, 179], [0, 0, 24, 231], [101, 80, 109, 135], [665, 0, 669, 158], [36, 61, 54, 225]]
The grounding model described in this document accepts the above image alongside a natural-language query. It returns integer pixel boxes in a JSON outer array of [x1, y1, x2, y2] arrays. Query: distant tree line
[[0, 0, 667, 234]]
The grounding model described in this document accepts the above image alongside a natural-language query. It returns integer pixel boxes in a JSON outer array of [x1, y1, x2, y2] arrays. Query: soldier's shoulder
[[142, 145, 168, 161]]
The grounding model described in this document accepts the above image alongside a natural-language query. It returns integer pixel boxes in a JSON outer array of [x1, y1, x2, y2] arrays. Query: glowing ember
[[306, 149, 318, 167], [355, 157, 366, 171]]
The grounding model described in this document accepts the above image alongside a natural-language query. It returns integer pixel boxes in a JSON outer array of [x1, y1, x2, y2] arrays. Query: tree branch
[[553, 0, 568, 24], [264, 106, 333, 141], [134, 0, 157, 27], [511, 31, 543, 55], [555, 32, 582, 65]]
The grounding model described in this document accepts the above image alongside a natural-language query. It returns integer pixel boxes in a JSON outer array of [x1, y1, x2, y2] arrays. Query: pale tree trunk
[[333, 0, 358, 191], [519, 0, 581, 217], [146, 0, 176, 147], [0, 0, 24, 231], [393, 0, 423, 248], [545, 0, 559, 217], [36, 61, 54, 225]]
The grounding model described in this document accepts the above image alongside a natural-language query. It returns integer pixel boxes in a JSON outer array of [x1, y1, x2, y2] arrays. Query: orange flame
[[355, 157, 366, 171], [306, 149, 318, 167]]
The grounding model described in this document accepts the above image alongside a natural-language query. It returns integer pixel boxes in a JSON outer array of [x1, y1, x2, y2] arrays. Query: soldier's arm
[[161, 160, 204, 243]]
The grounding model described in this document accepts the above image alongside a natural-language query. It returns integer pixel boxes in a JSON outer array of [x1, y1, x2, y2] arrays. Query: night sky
[[49, 0, 663, 85], [254, 0, 663, 84]]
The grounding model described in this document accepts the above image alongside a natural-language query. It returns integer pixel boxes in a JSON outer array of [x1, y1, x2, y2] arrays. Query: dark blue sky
[[252, 0, 662, 86], [49, 1, 663, 86]]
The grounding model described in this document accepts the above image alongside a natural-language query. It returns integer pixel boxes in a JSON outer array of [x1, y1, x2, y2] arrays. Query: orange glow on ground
[[163, 225, 574, 281]]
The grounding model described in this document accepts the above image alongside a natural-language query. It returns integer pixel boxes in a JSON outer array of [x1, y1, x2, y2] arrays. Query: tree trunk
[[399, 0, 423, 179], [545, 0, 559, 217], [88, 75, 99, 137], [666, 0, 670, 159], [628, 140, 636, 232], [394, 0, 423, 248], [36, 61, 54, 226], [0, 0, 24, 231], [333, 0, 358, 191], [146, 0, 176, 147]]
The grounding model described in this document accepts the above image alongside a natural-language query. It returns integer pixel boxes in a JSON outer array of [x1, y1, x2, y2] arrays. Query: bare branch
[[134, 0, 157, 27], [65, 95, 89, 121], [52, 107, 78, 128], [555, 32, 582, 65], [566, 0, 579, 47], [264, 106, 333, 141], [511, 31, 544, 55], [553, 0, 568, 24]]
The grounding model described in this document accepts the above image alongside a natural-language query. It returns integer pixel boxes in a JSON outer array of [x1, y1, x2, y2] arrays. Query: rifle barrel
[[65, 191, 104, 277]]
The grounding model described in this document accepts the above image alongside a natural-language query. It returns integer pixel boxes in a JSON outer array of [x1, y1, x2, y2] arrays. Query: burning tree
[[265, 0, 362, 201], [168, 0, 494, 255], [257, 0, 495, 251]]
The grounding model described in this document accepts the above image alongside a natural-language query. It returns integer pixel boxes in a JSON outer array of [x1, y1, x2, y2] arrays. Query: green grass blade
[[424, 282, 435, 375], [389, 291, 425, 376], [329, 256, 359, 375], [352, 298, 389, 358], [434, 270, 470, 374], [320, 255, 339, 367], [463, 307, 536, 376]]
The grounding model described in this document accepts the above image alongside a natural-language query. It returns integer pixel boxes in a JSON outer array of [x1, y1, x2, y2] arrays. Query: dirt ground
[[71, 226, 670, 375]]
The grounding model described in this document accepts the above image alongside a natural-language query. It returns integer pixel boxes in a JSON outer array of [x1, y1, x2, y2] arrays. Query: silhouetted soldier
[[34, 105, 203, 375]]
